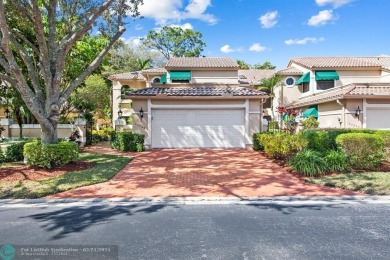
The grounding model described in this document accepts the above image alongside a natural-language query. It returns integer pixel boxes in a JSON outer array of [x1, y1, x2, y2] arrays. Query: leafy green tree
[[0, 0, 142, 144], [258, 75, 282, 119], [237, 60, 251, 69], [253, 61, 276, 70], [142, 26, 206, 59]]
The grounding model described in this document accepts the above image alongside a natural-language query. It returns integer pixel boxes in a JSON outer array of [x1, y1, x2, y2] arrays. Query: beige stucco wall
[[112, 79, 147, 122], [337, 70, 381, 86], [316, 101, 344, 128], [345, 99, 363, 128], [8, 125, 76, 139], [190, 70, 238, 84]]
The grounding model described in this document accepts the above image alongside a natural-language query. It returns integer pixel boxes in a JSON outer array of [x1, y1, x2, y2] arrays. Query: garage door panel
[[366, 108, 390, 130], [152, 109, 245, 148]]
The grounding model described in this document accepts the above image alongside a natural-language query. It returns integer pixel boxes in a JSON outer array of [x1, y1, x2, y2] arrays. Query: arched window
[[152, 77, 161, 83], [121, 85, 134, 96]]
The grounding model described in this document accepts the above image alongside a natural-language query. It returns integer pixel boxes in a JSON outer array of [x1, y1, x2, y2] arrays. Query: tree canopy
[[0, 0, 143, 144], [142, 26, 206, 59], [237, 60, 276, 70]]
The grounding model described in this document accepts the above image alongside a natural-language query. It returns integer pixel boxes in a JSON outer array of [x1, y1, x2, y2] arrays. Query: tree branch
[[31, 0, 52, 91], [61, 27, 126, 103], [0, 73, 17, 87]]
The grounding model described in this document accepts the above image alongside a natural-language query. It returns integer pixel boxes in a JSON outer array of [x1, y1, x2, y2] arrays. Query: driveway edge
[[1, 196, 390, 207]]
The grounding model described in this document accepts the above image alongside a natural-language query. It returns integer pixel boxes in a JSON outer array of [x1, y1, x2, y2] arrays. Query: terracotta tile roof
[[126, 86, 267, 97], [290, 57, 390, 70], [108, 71, 145, 81], [140, 68, 167, 74], [238, 69, 275, 84], [287, 83, 390, 108], [165, 57, 240, 69], [276, 67, 304, 75], [346, 84, 390, 96]]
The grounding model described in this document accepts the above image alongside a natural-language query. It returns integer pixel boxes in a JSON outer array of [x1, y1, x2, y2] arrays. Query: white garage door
[[151, 109, 245, 148], [366, 108, 390, 129]]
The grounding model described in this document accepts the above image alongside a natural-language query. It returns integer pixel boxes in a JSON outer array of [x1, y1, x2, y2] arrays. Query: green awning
[[170, 71, 191, 81], [295, 72, 310, 85], [315, 70, 339, 81], [303, 106, 318, 118], [160, 73, 167, 84]]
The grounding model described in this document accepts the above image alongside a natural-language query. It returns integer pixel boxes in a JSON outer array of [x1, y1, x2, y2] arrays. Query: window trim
[[316, 80, 336, 91]]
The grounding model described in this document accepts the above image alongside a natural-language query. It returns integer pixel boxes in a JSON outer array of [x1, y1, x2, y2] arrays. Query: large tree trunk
[[40, 120, 58, 144]]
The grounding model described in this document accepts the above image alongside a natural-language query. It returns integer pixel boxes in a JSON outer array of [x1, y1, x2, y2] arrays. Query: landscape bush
[[0, 141, 31, 162], [260, 132, 307, 160], [24, 141, 79, 168], [302, 128, 381, 152], [289, 149, 328, 177], [253, 132, 273, 151], [374, 131, 390, 161], [301, 116, 319, 129], [92, 128, 115, 143], [110, 132, 144, 152], [324, 150, 350, 172], [336, 133, 384, 170]]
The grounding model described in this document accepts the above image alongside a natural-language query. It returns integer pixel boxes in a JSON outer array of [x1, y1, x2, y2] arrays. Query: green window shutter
[[303, 106, 318, 118], [315, 71, 339, 81], [160, 73, 167, 84], [170, 71, 191, 81], [295, 72, 310, 85]]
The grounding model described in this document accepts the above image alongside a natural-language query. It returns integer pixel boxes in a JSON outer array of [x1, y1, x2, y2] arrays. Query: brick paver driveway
[[51, 148, 358, 198]]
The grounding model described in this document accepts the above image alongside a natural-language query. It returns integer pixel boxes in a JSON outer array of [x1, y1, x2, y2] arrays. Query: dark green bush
[[260, 133, 307, 160], [24, 141, 79, 168], [325, 150, 350, 172], [268, 120, 279, 132], [110, 132, 144, 152], [289, 149, 328, 177], [336, 133, 384, 170], [302, 128, 379, 152], [253, 132, 273, 151], [2, 141, 30, 162]]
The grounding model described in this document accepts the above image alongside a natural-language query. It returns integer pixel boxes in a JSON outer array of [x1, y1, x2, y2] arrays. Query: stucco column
[[112, 80, 122, 123], [0, 118, 13, 139], [74, 118, 87, 146]]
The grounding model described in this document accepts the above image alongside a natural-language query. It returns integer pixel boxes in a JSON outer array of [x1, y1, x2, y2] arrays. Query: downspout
[[336, 99, 345, 128]]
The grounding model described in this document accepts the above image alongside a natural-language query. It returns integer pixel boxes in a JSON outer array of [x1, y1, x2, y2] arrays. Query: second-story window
[[302, 82, 310, 93], [170, 71, 191, 83], [315, 70, 339, 91], [317, 80, 334, 90]]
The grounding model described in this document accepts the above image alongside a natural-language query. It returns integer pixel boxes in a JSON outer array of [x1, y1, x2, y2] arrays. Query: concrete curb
[[1, 196, 390, 207]]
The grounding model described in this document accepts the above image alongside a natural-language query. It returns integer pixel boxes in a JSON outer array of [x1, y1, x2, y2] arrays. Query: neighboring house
[[274, 57, 390, 129], [109, 57, 268, 149]]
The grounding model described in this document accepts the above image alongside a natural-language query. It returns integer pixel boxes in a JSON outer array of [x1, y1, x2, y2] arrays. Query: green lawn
[[307, 172, 390, 195], [0, 153, 131, 199]]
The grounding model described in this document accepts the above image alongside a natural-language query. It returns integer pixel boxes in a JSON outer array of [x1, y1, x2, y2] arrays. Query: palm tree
[[257, 75, 282, 120]]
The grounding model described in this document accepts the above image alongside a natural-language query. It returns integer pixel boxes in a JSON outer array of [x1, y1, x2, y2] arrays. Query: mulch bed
[[0, 161, 96, 182]]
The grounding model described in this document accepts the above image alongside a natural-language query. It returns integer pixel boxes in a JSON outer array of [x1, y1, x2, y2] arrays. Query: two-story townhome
[[274, 57, 390, 129], [109, 57, 268, 149]]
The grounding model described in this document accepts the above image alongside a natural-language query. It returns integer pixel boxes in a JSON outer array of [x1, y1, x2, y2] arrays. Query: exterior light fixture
[[118, 109, 123, 119], [4, 108, 10, 119], [355, 106, 361, 117], [139, 107, 144, 119]]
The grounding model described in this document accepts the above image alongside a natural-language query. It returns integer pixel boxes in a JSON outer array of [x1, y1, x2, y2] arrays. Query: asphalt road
[[0, 201, 389, 260]]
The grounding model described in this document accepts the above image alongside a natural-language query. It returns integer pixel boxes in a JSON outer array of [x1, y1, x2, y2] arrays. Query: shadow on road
[[23, 203, 178, 240]]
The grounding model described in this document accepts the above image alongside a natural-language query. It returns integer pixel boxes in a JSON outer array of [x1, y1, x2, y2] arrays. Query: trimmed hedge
[[110, 132, 144, 152], [302, 128, 380, 152], [24, 141, 79, 168], [260, 133, 307, 160], [0, 141, 30, 162], [336, 133, 384, 170]]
